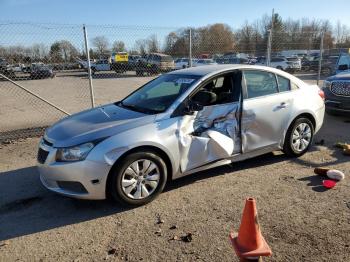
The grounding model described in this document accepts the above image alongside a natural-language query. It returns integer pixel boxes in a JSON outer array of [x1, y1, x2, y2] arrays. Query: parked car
[[323, 71, 350, 115], [90, 59, 111, 73], [258, 57, 292, 71], [37, 64, 325, 206], [0, 58, 16, 79], [30, 65, 55, 79], [175, 58, 190, 69], [193, 59, 217, 66], [301, 55, 339, 75], [135, 53, 175, 76], [216, 57, 248, 65], [286, 57, 301, 71], [10, 63, 25, 72], [127, 55, 141, 70]]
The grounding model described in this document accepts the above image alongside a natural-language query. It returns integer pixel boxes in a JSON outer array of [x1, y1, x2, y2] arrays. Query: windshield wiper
[[117, 101, 160, 114]]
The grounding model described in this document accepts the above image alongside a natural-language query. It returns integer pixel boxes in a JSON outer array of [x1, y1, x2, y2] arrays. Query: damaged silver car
[[37, 65, 325, 206]]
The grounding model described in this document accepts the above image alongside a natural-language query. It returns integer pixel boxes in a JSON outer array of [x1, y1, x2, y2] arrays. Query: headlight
[[322, 80, 331, 89], [56, 142, 94, 162]]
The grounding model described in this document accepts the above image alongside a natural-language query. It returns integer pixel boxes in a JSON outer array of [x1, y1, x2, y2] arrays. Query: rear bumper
[[315, 105, 325, 133]]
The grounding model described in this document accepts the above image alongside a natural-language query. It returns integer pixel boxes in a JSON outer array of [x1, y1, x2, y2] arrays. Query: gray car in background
[[37, 65, 325, 206]]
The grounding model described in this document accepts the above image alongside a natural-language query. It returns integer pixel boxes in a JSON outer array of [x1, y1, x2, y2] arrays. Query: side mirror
[[338, 64, 349, 71]]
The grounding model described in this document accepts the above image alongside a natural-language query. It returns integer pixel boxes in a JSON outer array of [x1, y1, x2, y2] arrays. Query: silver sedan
[[37, 65, 325, 206]]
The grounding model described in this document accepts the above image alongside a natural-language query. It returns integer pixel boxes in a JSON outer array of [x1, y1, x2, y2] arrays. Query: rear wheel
[[283, 117, 314, 157], [109, 151, 167, 206]]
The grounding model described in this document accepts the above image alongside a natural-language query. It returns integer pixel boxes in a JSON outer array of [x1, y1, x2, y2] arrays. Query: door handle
[[277, 102, 288, 109]]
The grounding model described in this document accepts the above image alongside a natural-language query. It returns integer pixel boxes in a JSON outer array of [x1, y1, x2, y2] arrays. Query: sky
[[1, 0, 349, 28], [1, 0, 349, 51]]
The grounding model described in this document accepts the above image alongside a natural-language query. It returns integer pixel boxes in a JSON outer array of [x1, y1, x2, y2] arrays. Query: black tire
[[109, 151, 168, 206], [283, 117, 314, 157], [276, 66, 283, 70]]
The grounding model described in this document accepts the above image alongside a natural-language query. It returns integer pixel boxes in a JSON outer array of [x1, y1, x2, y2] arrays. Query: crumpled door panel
[[178, 102, 241, 172]]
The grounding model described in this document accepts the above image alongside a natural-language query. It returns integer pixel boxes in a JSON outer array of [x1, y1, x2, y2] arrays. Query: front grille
[[330, 81, 350, 97], [37, 148, 49, 164]]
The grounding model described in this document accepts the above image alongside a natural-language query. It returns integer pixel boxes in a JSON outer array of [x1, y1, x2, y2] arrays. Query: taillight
[[318, 89, 325, 100]]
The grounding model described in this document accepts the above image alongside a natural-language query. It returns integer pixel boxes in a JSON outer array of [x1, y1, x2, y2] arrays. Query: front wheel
[[109, 151, 168, 206], [283, 118, 314, 157]]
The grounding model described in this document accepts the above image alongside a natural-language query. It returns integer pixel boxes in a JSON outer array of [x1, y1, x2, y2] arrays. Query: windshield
[[119, 74, 200, 114]]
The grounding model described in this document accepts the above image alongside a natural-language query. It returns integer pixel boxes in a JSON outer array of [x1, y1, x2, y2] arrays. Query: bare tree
[[112, 41, 126, 52], [92, 36, 109, 57], [147, 34, 160, 53], [135, 39, 147, 55]]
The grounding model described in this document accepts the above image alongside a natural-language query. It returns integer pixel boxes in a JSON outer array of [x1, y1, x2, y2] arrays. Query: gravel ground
[[0, 112, 350, 261]]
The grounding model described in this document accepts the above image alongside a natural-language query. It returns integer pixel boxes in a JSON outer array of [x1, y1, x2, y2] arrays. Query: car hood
[[45, 103, 156, 147], [327, 71, 350, 81]]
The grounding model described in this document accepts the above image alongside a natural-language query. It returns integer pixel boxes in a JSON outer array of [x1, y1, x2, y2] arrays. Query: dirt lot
[[0, 110, 350, 261]]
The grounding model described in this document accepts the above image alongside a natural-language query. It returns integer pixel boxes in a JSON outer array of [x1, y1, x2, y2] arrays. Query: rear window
[[277, 75, 291, 92]]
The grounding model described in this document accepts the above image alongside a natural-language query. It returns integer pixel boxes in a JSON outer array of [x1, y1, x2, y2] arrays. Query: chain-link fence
[[1, 21, 349, 141]]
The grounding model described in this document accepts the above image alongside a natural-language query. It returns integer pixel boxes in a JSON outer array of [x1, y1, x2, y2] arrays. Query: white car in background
[[175, 58, 190, 69], [257, 57, 294, 71], [193, 59, 217, 67], [286, 57, 302, 71]]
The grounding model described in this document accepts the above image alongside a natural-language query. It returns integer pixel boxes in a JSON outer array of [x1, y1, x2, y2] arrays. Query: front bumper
[[324, 88, 350, 114], [37, 144, 111, 200]]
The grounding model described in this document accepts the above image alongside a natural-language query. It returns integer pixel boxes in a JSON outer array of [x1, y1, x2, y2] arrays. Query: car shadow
[[0, 166, 130, 241]]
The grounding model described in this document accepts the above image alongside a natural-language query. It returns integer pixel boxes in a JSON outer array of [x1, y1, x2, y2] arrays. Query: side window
[[277, 75, 291, 92], [196, 73, 240, 104], [338, 55, 350, 67], [244, 70, 278, 98]]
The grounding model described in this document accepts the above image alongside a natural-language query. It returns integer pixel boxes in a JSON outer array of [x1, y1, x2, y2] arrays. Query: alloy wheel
[[121, 159, 160, 199], [291, 122, 312, 152]]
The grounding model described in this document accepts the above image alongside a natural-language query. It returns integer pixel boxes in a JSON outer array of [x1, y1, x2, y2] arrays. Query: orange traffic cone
[[229, 198, 272, 259]]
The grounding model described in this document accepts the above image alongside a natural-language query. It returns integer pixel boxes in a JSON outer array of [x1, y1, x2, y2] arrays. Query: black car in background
[[301, 55, 339, 75], [30, 65, 55, 79], [323, 71, 350, 115], [216, 57, 248, 65]]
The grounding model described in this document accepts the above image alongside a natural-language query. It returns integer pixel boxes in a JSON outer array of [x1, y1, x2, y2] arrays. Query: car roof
[[168, 64, 307, 86], [168, 64, 276, 76]]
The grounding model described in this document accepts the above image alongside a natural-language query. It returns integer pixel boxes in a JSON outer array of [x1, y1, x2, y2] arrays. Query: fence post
[[83, 24, 95, 108], [266, 9, 274, 67], [189, 28, 192, 67], [317, 32, 324, 86], [266, 29, 272, 67]]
